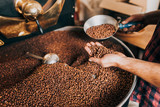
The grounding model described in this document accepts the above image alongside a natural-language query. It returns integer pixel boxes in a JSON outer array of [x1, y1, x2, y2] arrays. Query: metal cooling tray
[[54, 26, 137, 107]]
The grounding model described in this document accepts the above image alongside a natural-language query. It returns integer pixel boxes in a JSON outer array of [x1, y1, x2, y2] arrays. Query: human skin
[[85, 42, 160, 88], [121, 10, 160, 32]]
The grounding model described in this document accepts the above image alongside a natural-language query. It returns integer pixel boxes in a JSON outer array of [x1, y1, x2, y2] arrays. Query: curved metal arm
[[0, 0, 65, 38], [35, 19, 44, 34], [26, 52, 43, 60]]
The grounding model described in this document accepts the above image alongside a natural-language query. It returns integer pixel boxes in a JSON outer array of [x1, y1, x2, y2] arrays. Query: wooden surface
[[115, 25, 156, 49], [129, 0, 147, 11], [100, 0, 143, 15]]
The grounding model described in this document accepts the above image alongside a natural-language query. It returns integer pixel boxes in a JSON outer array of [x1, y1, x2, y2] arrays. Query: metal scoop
[[83, 15, 140, 40], [26, 52, 59, 64]]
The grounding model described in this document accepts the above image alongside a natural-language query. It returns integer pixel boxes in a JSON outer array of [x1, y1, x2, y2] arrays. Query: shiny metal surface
[[0, 39, 4, 46], [55, 26, 137, 107], [83, 15, 119, 40], [15, 0, 44, 21], [0, 0, 65, 38], [26, 52, 59, 64]]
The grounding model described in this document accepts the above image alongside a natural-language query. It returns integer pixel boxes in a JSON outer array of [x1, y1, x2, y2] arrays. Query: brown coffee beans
[[86, 24, 116, 39]]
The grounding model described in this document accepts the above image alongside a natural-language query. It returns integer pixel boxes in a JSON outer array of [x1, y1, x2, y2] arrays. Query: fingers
[[95, 42, 103, 46], [86, 42, 103, 46], [90, 41, 95, 46], [89, 57, 101, 64], [84, 45, 92, 55], [84, 42, 103, 55], [121, 16, 136, 33], [122, 28, 128, 32], [128, 25, 136, 32], [122, 16, 135, 24], [84, 42, 103, 66], [86, 42, 91, 47]]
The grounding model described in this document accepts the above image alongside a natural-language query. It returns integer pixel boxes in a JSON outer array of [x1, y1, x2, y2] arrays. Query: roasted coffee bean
[[0, 30, 133, 106], [86, 24, 116, 39]]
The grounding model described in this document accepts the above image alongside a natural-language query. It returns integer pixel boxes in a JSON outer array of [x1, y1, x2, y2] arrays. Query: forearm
[[143, 10, 160, 25], [117, 57, 160, 87]]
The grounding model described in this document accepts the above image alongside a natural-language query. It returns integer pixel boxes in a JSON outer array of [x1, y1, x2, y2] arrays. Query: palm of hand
[[85, 42, 126, 68]]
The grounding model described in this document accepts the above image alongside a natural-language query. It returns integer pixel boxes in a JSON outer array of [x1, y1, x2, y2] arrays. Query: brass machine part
[[15, 0, 44, 21], [0, 39, 4, 46], [0, 0, 65, 38]]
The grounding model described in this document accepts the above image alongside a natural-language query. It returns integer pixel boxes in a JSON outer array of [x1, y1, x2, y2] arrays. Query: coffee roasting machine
[[0, 0, 75, 46], [0, 1, 137, 107]]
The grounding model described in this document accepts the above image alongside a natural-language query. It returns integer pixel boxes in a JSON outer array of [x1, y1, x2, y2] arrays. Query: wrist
[[114, 56, 126, 67], [140, 13, 148, 26]]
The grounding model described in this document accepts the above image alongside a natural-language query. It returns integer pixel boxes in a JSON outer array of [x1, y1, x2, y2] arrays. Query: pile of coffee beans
[[89, 44, 115, 58], [86, 24, 116, 39], [0, 29, 133, 106]]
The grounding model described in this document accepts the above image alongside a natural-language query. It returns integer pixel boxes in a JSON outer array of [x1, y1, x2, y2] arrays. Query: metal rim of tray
[[55, 26, 137, 107]]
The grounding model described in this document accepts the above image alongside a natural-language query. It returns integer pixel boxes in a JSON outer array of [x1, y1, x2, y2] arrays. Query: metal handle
[[117, 17, 122, 24], [119, 22, 141, 29], [26, 52, 43, 60]]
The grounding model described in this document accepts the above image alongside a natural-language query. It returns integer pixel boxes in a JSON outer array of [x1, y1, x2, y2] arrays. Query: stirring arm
[[26, 52, 43, 60]]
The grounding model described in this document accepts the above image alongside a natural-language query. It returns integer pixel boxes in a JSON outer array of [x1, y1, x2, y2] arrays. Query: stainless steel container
[[55, 26, 137, 107], [83, 15, 119, 40], [83, 15, 140, 40]]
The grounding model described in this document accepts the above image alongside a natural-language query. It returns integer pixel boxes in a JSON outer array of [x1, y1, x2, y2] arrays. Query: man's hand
[[119, 14, 146, 33], [84, 42, 126, 67]]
